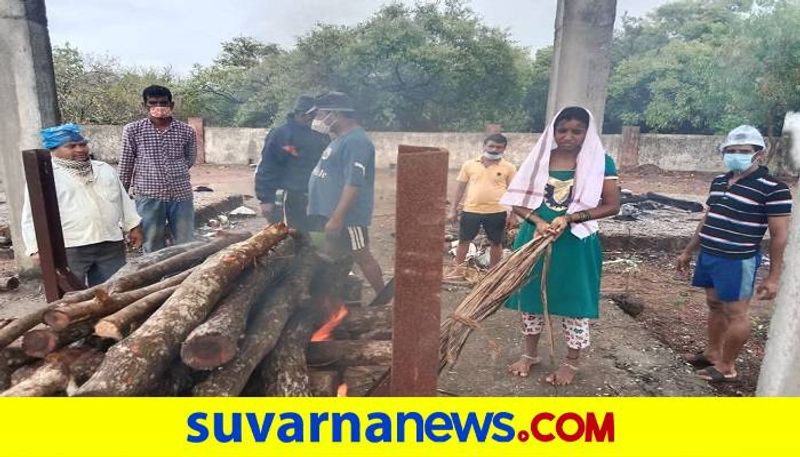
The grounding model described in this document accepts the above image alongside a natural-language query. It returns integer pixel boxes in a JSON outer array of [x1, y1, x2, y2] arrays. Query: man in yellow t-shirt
[[446, 134, 517, 279]]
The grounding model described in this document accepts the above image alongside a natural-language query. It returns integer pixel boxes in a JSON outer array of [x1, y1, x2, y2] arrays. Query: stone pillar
[[545, 0, 616, 131], [0, 0, 60, 272], [757, 112, 800, 396], [620, 125, 641, 168], [188, 116, 205, 164]]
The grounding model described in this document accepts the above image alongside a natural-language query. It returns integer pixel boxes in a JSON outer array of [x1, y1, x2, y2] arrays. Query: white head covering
[[500, 106, 607, 239], [719, 125, 766, 151]]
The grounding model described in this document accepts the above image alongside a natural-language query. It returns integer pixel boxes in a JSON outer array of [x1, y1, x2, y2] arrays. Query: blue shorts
[[691, 250, 761, 302]]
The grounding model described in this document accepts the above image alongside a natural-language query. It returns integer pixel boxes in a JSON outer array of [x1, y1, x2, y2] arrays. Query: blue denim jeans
[[135, 197, 195, 253], [65, 240, 126, 286]]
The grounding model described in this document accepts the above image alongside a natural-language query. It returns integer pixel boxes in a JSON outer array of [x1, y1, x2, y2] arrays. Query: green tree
[[53, 43, 176, 125], [189, 1, 536, 131], [606, 0, 800, 136], [180, 37, 285, 126]]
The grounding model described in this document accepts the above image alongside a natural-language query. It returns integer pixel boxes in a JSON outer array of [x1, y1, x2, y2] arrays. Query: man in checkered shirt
[[119, 85, 197, 253]]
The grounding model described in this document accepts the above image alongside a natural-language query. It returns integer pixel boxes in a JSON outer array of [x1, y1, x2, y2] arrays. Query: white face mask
[[311, 112, 339, 135], [311, 119, 330, 135]]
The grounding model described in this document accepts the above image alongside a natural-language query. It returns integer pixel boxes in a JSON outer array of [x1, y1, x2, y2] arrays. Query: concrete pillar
[[620, 125, 641, 168], [545, 0, 616, 131], [187, 116, 205, 164], [0, 0, 61, 272], [757, 112, 800, 396]]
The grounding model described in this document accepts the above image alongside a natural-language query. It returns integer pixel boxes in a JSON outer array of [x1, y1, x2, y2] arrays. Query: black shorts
[[459, 211, 506, 244], [308, 216, 370, 252]]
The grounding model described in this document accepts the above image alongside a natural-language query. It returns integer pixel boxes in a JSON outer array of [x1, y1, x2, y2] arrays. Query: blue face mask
[[723, 153, 755, 172]]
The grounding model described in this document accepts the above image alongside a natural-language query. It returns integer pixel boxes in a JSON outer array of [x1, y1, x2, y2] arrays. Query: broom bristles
[[440, 234, 555, 371]]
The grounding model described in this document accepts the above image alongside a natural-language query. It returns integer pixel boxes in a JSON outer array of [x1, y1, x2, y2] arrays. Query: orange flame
[[311, 302, 349, 342], [337, 383, 348, 397]]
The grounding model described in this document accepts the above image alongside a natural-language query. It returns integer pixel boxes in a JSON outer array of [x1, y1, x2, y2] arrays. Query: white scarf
[[500, 106, 606, 239], [51, 157, 94, 183]]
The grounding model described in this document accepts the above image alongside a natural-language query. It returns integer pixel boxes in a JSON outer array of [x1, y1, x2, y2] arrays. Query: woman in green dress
[[501, 106, 621, 385]]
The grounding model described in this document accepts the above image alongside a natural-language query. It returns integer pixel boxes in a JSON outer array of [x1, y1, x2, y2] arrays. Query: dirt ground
[[0, 163, 788, 396]]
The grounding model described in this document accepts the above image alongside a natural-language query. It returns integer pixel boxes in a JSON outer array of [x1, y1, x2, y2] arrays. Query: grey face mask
[[483, 151, 503, 160]]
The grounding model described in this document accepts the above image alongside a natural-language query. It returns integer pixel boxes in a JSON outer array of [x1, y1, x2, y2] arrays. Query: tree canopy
[[53, 0, 800, 135]]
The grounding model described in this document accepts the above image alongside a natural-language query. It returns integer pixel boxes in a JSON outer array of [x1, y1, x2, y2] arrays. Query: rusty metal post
[[390, 145, 448, 396], [22, 149, 84, 301]]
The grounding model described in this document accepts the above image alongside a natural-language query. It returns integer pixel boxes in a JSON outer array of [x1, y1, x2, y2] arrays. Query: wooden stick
[[93, 285, 178, 341], [261, 308, 323, 397], [181, 247, 293, 370], [2, 342, 35, 368], [22, 321, 94, 358], [107, 232, 250, 294], [0, 276, 19, 292], [108, 241, 205, 279], [0, 305, 58, 350], [0, 241, 209, 350], [1, 361, 69, 397], [43, 269, 192, 331], [307, 340, 392, 368], [0, 350, 9, 391], [540, 244, 556, 366], [76, 224, 290, 396], [342, 365, 390, 397], [332, 305, 392, 340], [192, 254, 316, 397], [308, 371, 340, 397]]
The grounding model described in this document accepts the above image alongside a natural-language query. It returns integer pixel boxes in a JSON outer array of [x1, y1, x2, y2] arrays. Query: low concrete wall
[[638, 133, 726, 172], [82, 124, 122, 163], [371, 132, 621, 169], [80, 122, 745, 173], [205, 126, 267, 165]]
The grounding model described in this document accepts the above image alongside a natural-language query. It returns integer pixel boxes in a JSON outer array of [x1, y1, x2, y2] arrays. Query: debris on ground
[[229, 205, 258, 217]]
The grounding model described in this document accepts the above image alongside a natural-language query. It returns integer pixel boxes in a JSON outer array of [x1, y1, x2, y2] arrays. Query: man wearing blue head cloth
[[20, 124, 143, 286]]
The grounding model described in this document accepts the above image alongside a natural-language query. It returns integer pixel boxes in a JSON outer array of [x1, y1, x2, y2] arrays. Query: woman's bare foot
[[508, 354, 542, 377], [545, 361, 578, 386]]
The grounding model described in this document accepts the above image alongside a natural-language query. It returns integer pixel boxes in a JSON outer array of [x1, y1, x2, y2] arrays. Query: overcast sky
[[47, 0, 672, 74]]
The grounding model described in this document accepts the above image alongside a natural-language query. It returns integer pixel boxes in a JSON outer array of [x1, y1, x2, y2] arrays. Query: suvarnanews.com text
[[187, 410, 615, 444]]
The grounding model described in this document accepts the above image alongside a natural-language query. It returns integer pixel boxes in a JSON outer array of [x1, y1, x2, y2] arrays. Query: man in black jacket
[[255, 95, 330, 232]]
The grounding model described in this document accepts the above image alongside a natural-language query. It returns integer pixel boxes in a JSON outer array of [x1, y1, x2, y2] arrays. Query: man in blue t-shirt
[[677, 125, 792, 383], [307, 92, 392, 305]]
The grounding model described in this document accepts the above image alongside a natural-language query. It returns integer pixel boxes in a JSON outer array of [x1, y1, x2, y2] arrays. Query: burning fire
[[311, 301, 349, 342], [337, 383, 348, 397]]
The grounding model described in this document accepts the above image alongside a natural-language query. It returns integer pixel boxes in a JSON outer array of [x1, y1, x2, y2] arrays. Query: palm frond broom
[[440, 233, 556, 372]]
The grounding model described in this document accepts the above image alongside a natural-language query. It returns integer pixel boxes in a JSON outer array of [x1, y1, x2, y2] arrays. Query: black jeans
[[284, 190, 311, 233]]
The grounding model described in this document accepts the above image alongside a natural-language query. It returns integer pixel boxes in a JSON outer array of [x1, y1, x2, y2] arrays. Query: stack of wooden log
[[0, 223, 393, 397]]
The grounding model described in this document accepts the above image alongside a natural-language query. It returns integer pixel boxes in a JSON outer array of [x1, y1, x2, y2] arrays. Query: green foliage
[[607, 0, 800, 134], [53, 43, 175, 124], [51, 0, 800, 135], [196, 0, 537, 131]]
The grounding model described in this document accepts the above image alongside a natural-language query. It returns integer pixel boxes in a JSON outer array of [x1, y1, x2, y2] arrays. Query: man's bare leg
[[489, 243, 503, 267], [454, 241, 470, 264], [715, 298, 751, 376], [352, 248, 385, 296], [704, 288, 728, 365], [508, 333, 541, 377]]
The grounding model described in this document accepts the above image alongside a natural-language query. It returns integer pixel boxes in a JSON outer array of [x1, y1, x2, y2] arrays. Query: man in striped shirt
[[119, 85, 197, 253], [677, 125, 792, 382]]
